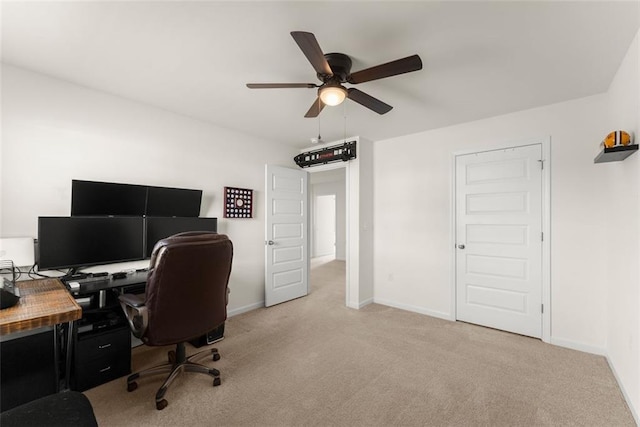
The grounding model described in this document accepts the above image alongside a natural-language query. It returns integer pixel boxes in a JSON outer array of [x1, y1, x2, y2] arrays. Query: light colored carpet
[[85, 259, 634, 426]]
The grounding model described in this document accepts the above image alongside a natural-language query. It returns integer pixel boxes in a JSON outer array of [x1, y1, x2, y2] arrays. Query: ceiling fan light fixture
[[319, 85, 347, 106]]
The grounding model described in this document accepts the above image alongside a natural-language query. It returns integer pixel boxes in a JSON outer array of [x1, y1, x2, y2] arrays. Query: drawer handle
[[99, 366, 111, 373], [98, 344, 112, 349]]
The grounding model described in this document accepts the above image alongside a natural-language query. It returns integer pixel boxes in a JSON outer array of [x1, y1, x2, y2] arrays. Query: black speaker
[[189, 323, 224, 348]]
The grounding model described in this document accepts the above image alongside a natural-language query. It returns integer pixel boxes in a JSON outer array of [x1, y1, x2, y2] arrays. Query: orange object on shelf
[[603, 130, 632, 148]]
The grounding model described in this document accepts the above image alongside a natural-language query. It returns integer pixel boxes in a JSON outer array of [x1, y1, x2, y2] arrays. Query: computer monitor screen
[[145, 217, 217, 257], [38, 217, 145, 270], [146, 187, 202, 217], [71, 180, 147, 216]]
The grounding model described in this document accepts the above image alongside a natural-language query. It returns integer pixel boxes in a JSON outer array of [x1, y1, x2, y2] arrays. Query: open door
[[265, 165, 309, 307]]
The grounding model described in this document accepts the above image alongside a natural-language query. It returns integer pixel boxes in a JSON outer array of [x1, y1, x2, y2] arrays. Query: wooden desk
[[0, 278, 81, 335], [0, 278, 81, 391]]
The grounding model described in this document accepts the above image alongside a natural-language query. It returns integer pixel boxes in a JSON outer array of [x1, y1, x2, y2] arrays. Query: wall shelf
[[594, 145, 638, 163]]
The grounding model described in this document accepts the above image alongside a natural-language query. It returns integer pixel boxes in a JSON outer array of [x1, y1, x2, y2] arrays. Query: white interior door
[[455, 144, 543, 338], [313, 194, 336, 257], [265, 165, 309, 307]]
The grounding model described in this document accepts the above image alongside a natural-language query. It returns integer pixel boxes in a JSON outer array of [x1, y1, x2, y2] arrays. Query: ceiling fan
[[246, 31, 423, 118]]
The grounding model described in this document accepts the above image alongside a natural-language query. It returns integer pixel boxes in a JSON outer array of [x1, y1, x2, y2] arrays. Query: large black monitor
[[145, 217, 217, 257], [38, 217, 145, 271], [71, 180, 202, 217], [71, 180, 147, 216], [146, 187, 202, 217]]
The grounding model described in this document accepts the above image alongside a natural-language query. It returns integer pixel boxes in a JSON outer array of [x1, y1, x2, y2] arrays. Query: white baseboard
[[549, 337, 606, 356], [358, 298, 373, 309], [606, 355, 640, 425], [373, 298, 453, 321], [227, 301, 264, 318], [550, 339, 639, 422]]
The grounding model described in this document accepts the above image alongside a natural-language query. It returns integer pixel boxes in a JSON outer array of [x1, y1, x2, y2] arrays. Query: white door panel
[[265, 165, 309, 307], [456, 145, 542, 338], [466, 224, 528, 246]]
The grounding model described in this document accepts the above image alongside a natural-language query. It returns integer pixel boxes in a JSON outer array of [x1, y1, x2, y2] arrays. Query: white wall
[[357, 138, 374, 305], [310, 169, 346, 260], [374, 94, 611, 348], [0, 64, 299, 315], [373, 28, 640, 420], [603, 29, 640, 422]]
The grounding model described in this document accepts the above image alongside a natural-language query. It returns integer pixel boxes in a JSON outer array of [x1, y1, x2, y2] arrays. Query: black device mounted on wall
[[294, 141, 356, 168]]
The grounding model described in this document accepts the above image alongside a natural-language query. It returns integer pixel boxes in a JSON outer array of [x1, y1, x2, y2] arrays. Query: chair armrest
[[118, 293, 148, 339], [119, 293, 145, 307]]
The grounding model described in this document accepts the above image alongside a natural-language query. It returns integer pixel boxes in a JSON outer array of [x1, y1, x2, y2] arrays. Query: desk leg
[[53, 325, 61, 392], [64, 321, 74, 390]]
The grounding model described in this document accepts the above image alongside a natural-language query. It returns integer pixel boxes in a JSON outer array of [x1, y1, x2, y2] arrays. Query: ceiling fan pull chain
[[343, 101, 348, 143], [317, 98, 322, 143]]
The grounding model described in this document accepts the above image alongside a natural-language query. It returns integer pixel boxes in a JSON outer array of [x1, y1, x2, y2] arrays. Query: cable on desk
[[28, 263, 55, 280], [0, 262, 23, 282]]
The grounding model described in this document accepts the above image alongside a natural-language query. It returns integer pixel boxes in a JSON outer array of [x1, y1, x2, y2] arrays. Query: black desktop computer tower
[[189, 323, 224, 348]]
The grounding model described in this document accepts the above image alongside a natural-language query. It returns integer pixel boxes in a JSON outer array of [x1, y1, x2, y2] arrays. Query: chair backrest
[[143, 231, 233, 346]]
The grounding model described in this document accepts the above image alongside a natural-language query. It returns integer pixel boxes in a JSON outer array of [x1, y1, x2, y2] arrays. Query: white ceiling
[[2, 1, 639, 147]]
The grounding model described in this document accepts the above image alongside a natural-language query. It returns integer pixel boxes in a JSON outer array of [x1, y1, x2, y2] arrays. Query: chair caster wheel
[[213, 377, 221, 387], [212, 352, 220, 362], [127, 382, 138, 392], [156, 399, 168, 410]]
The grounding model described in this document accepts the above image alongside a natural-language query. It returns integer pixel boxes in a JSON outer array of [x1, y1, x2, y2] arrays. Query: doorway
[[309, 168, 346, 301], [313, 195, 336, 258]]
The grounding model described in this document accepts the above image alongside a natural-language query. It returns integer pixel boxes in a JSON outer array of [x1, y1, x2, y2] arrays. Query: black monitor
[[146, 187, 202, 217], [71, 180, 202, 217], [38, 217, 145, 271], [145, 217, 217, 257], [71, 180, 147, 216]]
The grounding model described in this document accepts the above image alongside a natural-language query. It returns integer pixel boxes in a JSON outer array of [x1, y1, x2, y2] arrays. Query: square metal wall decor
[[224, 187, 253, 218]]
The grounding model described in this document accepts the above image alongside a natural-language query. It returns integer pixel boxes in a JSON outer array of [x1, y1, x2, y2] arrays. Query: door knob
[[267, 240, 275, 246], [457, 244, 465, 249]]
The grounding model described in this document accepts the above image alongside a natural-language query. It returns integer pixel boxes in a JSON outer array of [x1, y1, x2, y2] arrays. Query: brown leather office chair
[[119, 231, 233, 410]]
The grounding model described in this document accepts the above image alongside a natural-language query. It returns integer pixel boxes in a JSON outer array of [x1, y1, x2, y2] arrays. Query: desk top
[[70, 270, 148, 295], [0, 278, 82, 335]]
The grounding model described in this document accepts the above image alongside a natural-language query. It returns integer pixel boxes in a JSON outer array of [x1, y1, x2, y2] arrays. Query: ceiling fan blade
[[347, 88, 392, 115], [304, 97, 325, 118], [246, 83, 317, 89], [290, 31, 333, 77], [348, 54, 423, 84]]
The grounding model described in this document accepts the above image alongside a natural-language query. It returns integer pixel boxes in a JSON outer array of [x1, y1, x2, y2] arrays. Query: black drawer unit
[[72, 327, 131, 392]]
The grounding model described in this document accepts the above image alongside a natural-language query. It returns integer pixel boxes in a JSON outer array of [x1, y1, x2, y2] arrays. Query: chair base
[[126, 342, 221, 410]]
